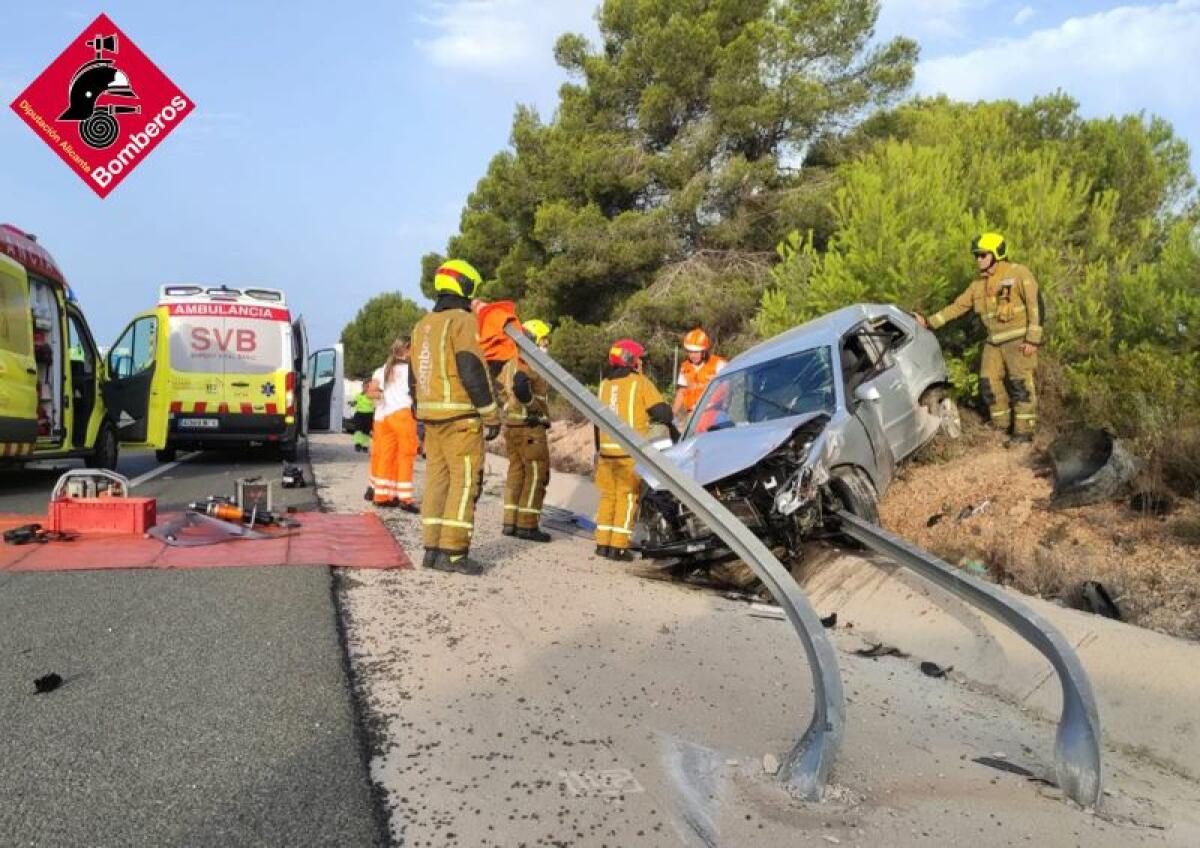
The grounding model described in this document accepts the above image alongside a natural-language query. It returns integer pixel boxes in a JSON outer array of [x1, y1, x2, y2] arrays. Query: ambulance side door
[[0, 255, 38, 444], [306, 346, 341, 432], [102, 311, 161, 445]]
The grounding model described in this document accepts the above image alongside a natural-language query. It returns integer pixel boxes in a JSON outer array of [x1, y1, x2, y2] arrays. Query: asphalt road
[[0, 445, 388, 847]]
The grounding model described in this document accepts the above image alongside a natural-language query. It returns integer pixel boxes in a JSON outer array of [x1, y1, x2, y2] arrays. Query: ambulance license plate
[[179, 418, 219, 429]]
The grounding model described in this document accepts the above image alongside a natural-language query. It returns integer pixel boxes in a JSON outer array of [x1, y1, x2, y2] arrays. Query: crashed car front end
[[634, 414, 842, 561]]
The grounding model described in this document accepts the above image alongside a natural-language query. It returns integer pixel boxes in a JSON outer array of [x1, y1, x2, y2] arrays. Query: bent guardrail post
[[506, 325, 846, 800], [834, 509, 1103, 807]]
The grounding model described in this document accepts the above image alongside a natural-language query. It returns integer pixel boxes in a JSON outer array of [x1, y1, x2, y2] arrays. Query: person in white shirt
[[367, 338, 419, 511]]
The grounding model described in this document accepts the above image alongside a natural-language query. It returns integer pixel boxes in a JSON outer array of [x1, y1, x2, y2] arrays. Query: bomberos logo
[[9, 13, 195, 198]]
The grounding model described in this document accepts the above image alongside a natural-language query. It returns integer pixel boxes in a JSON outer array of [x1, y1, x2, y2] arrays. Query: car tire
[[829, 467, 880, 526], [155, 448, 178, 463], [920, 386, 962, 440], [85, 423, 120, 471]]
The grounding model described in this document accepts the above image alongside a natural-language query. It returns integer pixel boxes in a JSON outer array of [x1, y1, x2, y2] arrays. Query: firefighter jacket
[[928, 261, 1044, 345], [410, 294, 500, 425], [499, 357, 549, 427], [676, 354, 728, 412], [595, 368, 674, 458]]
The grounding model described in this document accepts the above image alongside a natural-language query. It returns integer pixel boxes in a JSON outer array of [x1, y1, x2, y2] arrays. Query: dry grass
[[882, 431, 1200, 640]]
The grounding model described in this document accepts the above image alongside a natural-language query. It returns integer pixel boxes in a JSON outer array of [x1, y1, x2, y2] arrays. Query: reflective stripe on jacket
[[596, 372, 666, 458], [411, 307, 499, 423], [928, 261, 1044, 345]]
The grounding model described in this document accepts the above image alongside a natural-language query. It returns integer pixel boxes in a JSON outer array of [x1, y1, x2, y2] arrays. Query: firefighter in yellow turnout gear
[[918, 233, 1043, 444], [593, 339, 679, 562], [409, 259, 501, 575], [499, 319, 554, 542]]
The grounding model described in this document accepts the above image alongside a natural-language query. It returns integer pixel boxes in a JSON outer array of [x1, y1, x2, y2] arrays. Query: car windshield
[[686, 346, 836, 438]]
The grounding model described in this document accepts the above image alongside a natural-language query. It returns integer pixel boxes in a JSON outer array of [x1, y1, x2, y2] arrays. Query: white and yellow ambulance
[[0, 223, 118, 469], [103, 284, 325, 462]]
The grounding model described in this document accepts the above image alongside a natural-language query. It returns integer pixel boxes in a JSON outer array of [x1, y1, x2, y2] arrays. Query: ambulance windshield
[[167, 303, 287, 375]]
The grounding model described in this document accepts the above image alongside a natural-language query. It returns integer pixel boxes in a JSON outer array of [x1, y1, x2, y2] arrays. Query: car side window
[[109, 316, 157, 379], [868, 317, 910, 358], [840, 330, 882, 396]]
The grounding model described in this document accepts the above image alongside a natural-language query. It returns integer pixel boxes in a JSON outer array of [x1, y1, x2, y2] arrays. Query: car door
[[102, 312, 160, 445], [840, 329, 895, 486], [849, 326, 917, 461], [306, 347, 341, 432], [292, 315, 310, 432], [0, 254, 38, 444]]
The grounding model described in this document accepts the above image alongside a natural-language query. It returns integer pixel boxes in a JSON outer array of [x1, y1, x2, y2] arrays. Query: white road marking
[[128, 451, 202, 489]]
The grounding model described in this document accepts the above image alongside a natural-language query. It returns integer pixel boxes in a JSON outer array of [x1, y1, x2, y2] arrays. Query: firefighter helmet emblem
[[57, 33, 142, 149]]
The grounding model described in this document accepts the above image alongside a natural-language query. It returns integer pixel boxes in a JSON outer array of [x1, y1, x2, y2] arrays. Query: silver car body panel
[[642, 304, 950, 496]]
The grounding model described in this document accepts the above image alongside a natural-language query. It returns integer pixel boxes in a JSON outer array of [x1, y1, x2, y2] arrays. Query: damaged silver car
[[634, 304, 961, 562]]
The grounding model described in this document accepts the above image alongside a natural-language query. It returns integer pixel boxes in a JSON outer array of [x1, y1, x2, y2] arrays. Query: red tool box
[[48, 496, 157, 535], [45, 469, 156, 535]]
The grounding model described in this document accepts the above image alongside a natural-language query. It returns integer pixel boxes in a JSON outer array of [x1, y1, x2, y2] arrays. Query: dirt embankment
[[884, 428, 1200, 640]]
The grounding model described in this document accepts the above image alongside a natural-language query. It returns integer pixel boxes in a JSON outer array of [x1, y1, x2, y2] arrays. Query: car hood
[[639, 413, 826, 489]]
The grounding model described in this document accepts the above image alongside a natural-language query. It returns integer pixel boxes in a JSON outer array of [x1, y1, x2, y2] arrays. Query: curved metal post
[[506, 325, 846, 799], [835, 509, 1103, 807]]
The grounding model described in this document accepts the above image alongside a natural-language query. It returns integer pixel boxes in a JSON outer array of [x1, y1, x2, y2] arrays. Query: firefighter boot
[[516, 527, 552, 543], [422, 548, 439, 569], [431, 550, 486, 576]]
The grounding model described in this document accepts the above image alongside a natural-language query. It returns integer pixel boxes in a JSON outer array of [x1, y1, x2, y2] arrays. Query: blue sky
[[2, 1, 1197, 350]]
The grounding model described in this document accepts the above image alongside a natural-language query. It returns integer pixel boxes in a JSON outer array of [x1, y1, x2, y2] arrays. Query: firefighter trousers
[[594, 456, 640, 550], [503, 425, 550, 530], [370, 408, 419, 504], [980, 340, 1038, 435], [420, 417, 484, 553]]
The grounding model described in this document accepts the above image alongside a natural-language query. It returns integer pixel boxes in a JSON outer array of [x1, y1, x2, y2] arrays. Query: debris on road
[[281, 465, 307, 488], [820, 612, 838, 628], [926, 513, 944, 527], [919, 661, 951, 678], [762, 753, 780, 775], [33, 673, 62, 694], [855, 642, 908, 659]]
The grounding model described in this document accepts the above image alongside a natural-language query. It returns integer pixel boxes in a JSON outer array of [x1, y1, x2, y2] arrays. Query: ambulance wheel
[[86, 423, 120, 470], [156, 448, 178, 463]]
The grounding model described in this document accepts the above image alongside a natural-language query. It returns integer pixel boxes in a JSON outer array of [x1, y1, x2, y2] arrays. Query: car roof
[[726, 303, 902, 372]]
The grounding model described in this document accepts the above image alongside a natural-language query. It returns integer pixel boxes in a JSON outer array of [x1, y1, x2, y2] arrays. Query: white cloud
[[1013, 5, 1036, 25], [877, 0, 984, 42], [414, 0, 596, 75], [915, 1, 1200, 122]]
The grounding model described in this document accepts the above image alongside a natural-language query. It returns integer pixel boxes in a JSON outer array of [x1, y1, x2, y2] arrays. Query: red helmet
[[608, 338, 645, 367], [683, 328, 710, 352]]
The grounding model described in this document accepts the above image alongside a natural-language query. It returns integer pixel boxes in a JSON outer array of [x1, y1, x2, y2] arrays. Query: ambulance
[[103, 284, 340, 462], [0, 223, 119, 468]]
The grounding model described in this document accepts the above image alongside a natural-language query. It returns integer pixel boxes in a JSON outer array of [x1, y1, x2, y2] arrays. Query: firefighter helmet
[[608, 339, 645, 368], [683, 328, 710, 352], [434, 259, 482, 298], [972, 232, 1008, 261], [523, 319, 551, 343]]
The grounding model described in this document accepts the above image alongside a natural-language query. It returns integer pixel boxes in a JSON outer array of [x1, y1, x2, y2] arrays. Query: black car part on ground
[[505, 323, 846, 801]]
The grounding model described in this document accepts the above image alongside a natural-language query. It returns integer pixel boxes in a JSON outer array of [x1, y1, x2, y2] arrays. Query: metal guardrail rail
[[506, 325, 847, 800], [834, 509, 1103, 807]]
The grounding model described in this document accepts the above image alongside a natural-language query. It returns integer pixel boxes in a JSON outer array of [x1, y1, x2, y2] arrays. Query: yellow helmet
[[523, 318, 551, 343], [434, 259, 482, 298], [971, 232, 1008, 261]]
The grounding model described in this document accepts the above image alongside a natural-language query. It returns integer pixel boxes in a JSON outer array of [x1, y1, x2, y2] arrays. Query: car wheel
[[829, 467, 880, 525], [155, 448, 178, 463], [85, 423, 119, 470], [920, 386, 962, 440]]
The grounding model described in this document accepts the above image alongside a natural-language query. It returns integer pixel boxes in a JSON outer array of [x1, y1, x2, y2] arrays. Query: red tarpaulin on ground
[[0, 511, 412, 572]]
